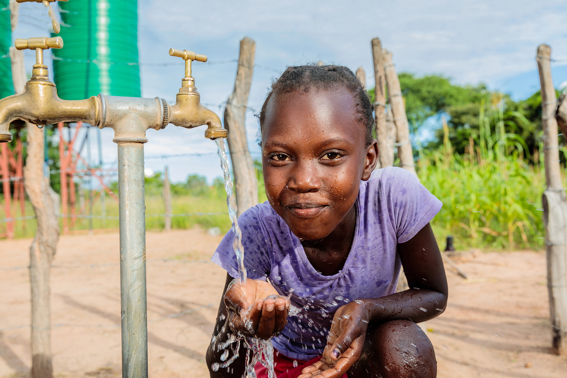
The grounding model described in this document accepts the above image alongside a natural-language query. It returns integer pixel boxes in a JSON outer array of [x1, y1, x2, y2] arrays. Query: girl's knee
[[350, 320, 437, 378]]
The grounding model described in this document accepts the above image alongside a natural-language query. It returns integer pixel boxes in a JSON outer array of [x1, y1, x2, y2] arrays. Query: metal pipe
[[118, 142, 148, 378]]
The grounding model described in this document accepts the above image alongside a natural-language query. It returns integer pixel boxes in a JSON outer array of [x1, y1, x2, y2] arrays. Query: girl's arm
[[362, 222, 448, 323], [206, 273, 290, 378], [302, 223, 447, 377]]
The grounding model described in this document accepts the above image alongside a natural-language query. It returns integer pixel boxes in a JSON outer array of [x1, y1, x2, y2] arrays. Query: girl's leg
[[348, 320, 436, 378]]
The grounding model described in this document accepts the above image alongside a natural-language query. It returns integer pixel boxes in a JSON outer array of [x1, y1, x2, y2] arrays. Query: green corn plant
[[420, 101, 548, 250]]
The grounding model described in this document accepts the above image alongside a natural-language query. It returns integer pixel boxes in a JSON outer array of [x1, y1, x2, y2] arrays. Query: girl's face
[[261, 87, 378, 241]]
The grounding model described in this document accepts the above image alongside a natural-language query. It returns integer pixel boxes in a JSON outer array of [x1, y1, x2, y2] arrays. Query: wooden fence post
[[537, 43, 567, 356], [383, 49, 417, 176], [356, 67, 366, 88], [371, 38, 393, 168], [386, 107, 397, 160], [555, 93, 567, 142], [11, 1, 59, 375], [163, 166, 172, 231], [225, 37, 258, 217]]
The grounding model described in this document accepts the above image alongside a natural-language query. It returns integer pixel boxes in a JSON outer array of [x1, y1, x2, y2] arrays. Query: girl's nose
[[287, 160, 321, 192]]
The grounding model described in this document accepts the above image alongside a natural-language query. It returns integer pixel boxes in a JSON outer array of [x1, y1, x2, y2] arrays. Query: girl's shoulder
[[362, 167, 442, 244], [364, 166, 422, 195]]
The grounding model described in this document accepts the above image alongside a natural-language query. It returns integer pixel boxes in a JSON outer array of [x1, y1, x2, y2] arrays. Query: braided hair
[[259, 64, 375, 146]]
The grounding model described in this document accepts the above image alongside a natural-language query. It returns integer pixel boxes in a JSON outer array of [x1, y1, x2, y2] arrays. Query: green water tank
[[0, 0, 14, 99], [53, 0, 141, 100]]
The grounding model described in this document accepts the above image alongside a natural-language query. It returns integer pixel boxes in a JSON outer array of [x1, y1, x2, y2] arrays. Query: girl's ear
[[361, 140, 378, 181]]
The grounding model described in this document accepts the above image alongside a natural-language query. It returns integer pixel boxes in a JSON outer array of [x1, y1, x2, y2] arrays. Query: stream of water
[[215, 138, 247, 284], [215, 138, 275, 377]]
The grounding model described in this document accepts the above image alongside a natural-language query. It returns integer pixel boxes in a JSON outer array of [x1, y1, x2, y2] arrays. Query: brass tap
[[0, 37, 99, 143], [0, 39, 226, 144], [167, 48, 228, 139]]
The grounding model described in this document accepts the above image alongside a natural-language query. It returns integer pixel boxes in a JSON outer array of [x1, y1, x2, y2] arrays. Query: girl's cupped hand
[[299, 300, 370, 378], [224, 278, 290, 340]]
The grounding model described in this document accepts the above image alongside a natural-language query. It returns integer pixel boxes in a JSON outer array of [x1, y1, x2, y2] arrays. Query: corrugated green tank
[[0, 0, 14, 99], [53, 0, 141, 100]]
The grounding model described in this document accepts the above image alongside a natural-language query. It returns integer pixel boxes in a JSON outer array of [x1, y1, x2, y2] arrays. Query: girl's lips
[[286, 205, 326, 218]]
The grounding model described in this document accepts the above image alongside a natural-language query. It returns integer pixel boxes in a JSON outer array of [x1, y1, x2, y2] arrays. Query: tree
[[370, 72, 553, 162]]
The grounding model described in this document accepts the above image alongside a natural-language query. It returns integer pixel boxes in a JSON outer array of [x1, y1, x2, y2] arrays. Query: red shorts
[[254, 351, 348, 378]]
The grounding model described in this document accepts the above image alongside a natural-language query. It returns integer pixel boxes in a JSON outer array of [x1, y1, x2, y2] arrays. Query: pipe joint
[[97, 95, 170, 144]]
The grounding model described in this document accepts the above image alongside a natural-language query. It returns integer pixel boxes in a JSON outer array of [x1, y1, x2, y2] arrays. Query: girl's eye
[[270, 153, 290, 161], [321, 152, 342, 160]]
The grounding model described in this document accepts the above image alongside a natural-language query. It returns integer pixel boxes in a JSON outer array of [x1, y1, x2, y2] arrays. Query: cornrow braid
[[259, 64, 375, 146]]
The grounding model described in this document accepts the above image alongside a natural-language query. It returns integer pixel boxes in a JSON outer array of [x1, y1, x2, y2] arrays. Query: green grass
[[1, 193, 232, 239]]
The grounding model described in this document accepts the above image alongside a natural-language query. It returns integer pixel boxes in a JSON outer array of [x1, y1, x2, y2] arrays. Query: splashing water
[[215, 138, 275, 377], [215, 139, 247, 284], [214, 139, 305, 377]]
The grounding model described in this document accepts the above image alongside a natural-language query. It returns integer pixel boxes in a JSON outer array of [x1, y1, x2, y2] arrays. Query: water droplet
[[220, 349, 229, 361]]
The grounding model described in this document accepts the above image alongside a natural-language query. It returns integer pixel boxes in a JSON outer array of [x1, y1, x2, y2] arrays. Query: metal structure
[[0, 0, 14, 99], [0, 32, 227, 378], [0, 125, 24, 239], [57, 121, 118, 233]]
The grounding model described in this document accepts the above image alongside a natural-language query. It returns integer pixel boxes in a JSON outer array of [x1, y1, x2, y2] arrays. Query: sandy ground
[[1, 229, 566, 377]]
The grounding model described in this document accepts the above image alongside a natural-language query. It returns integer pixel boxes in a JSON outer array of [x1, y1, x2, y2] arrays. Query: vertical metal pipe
[[117, 142, 148, 378]]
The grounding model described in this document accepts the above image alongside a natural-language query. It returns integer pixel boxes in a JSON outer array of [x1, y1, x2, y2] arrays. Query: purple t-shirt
[[212, 167, 442, 360]]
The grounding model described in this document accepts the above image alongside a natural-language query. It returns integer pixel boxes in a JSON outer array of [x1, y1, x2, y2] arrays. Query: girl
[[207, 65, 448, 378]]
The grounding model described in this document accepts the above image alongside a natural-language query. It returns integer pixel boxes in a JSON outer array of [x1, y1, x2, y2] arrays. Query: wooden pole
[[25, 122, 59, 378], [355, 67, 366, 88], [371, 38, 392, 168], [58, 123, 68, 233], [555, 93, 567, 143], [163, 166, 172, 231], [386, 107, 397, 158], [11, 1, 59, 372], [15, 137, 25, 229], [224, 37, 258, 217], [537, 43, 567, 356], [383, 49, 417, 176]]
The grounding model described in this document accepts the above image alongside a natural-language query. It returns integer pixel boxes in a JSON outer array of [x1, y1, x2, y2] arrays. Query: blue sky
[[14, 0, 567, 183]]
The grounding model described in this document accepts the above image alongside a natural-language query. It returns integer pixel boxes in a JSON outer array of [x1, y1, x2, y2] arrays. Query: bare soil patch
[[0, 230, 565, 377]]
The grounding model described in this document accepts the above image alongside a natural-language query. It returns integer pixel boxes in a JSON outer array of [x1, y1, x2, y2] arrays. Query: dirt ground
[[1, 229, 566, 378]]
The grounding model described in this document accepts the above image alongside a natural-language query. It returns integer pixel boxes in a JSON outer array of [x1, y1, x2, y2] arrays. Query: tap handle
[[169, 48, 207, 78], [15, 37, 63, 65], [169, 49, 207, 62], [15, 37, 63, 51]]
